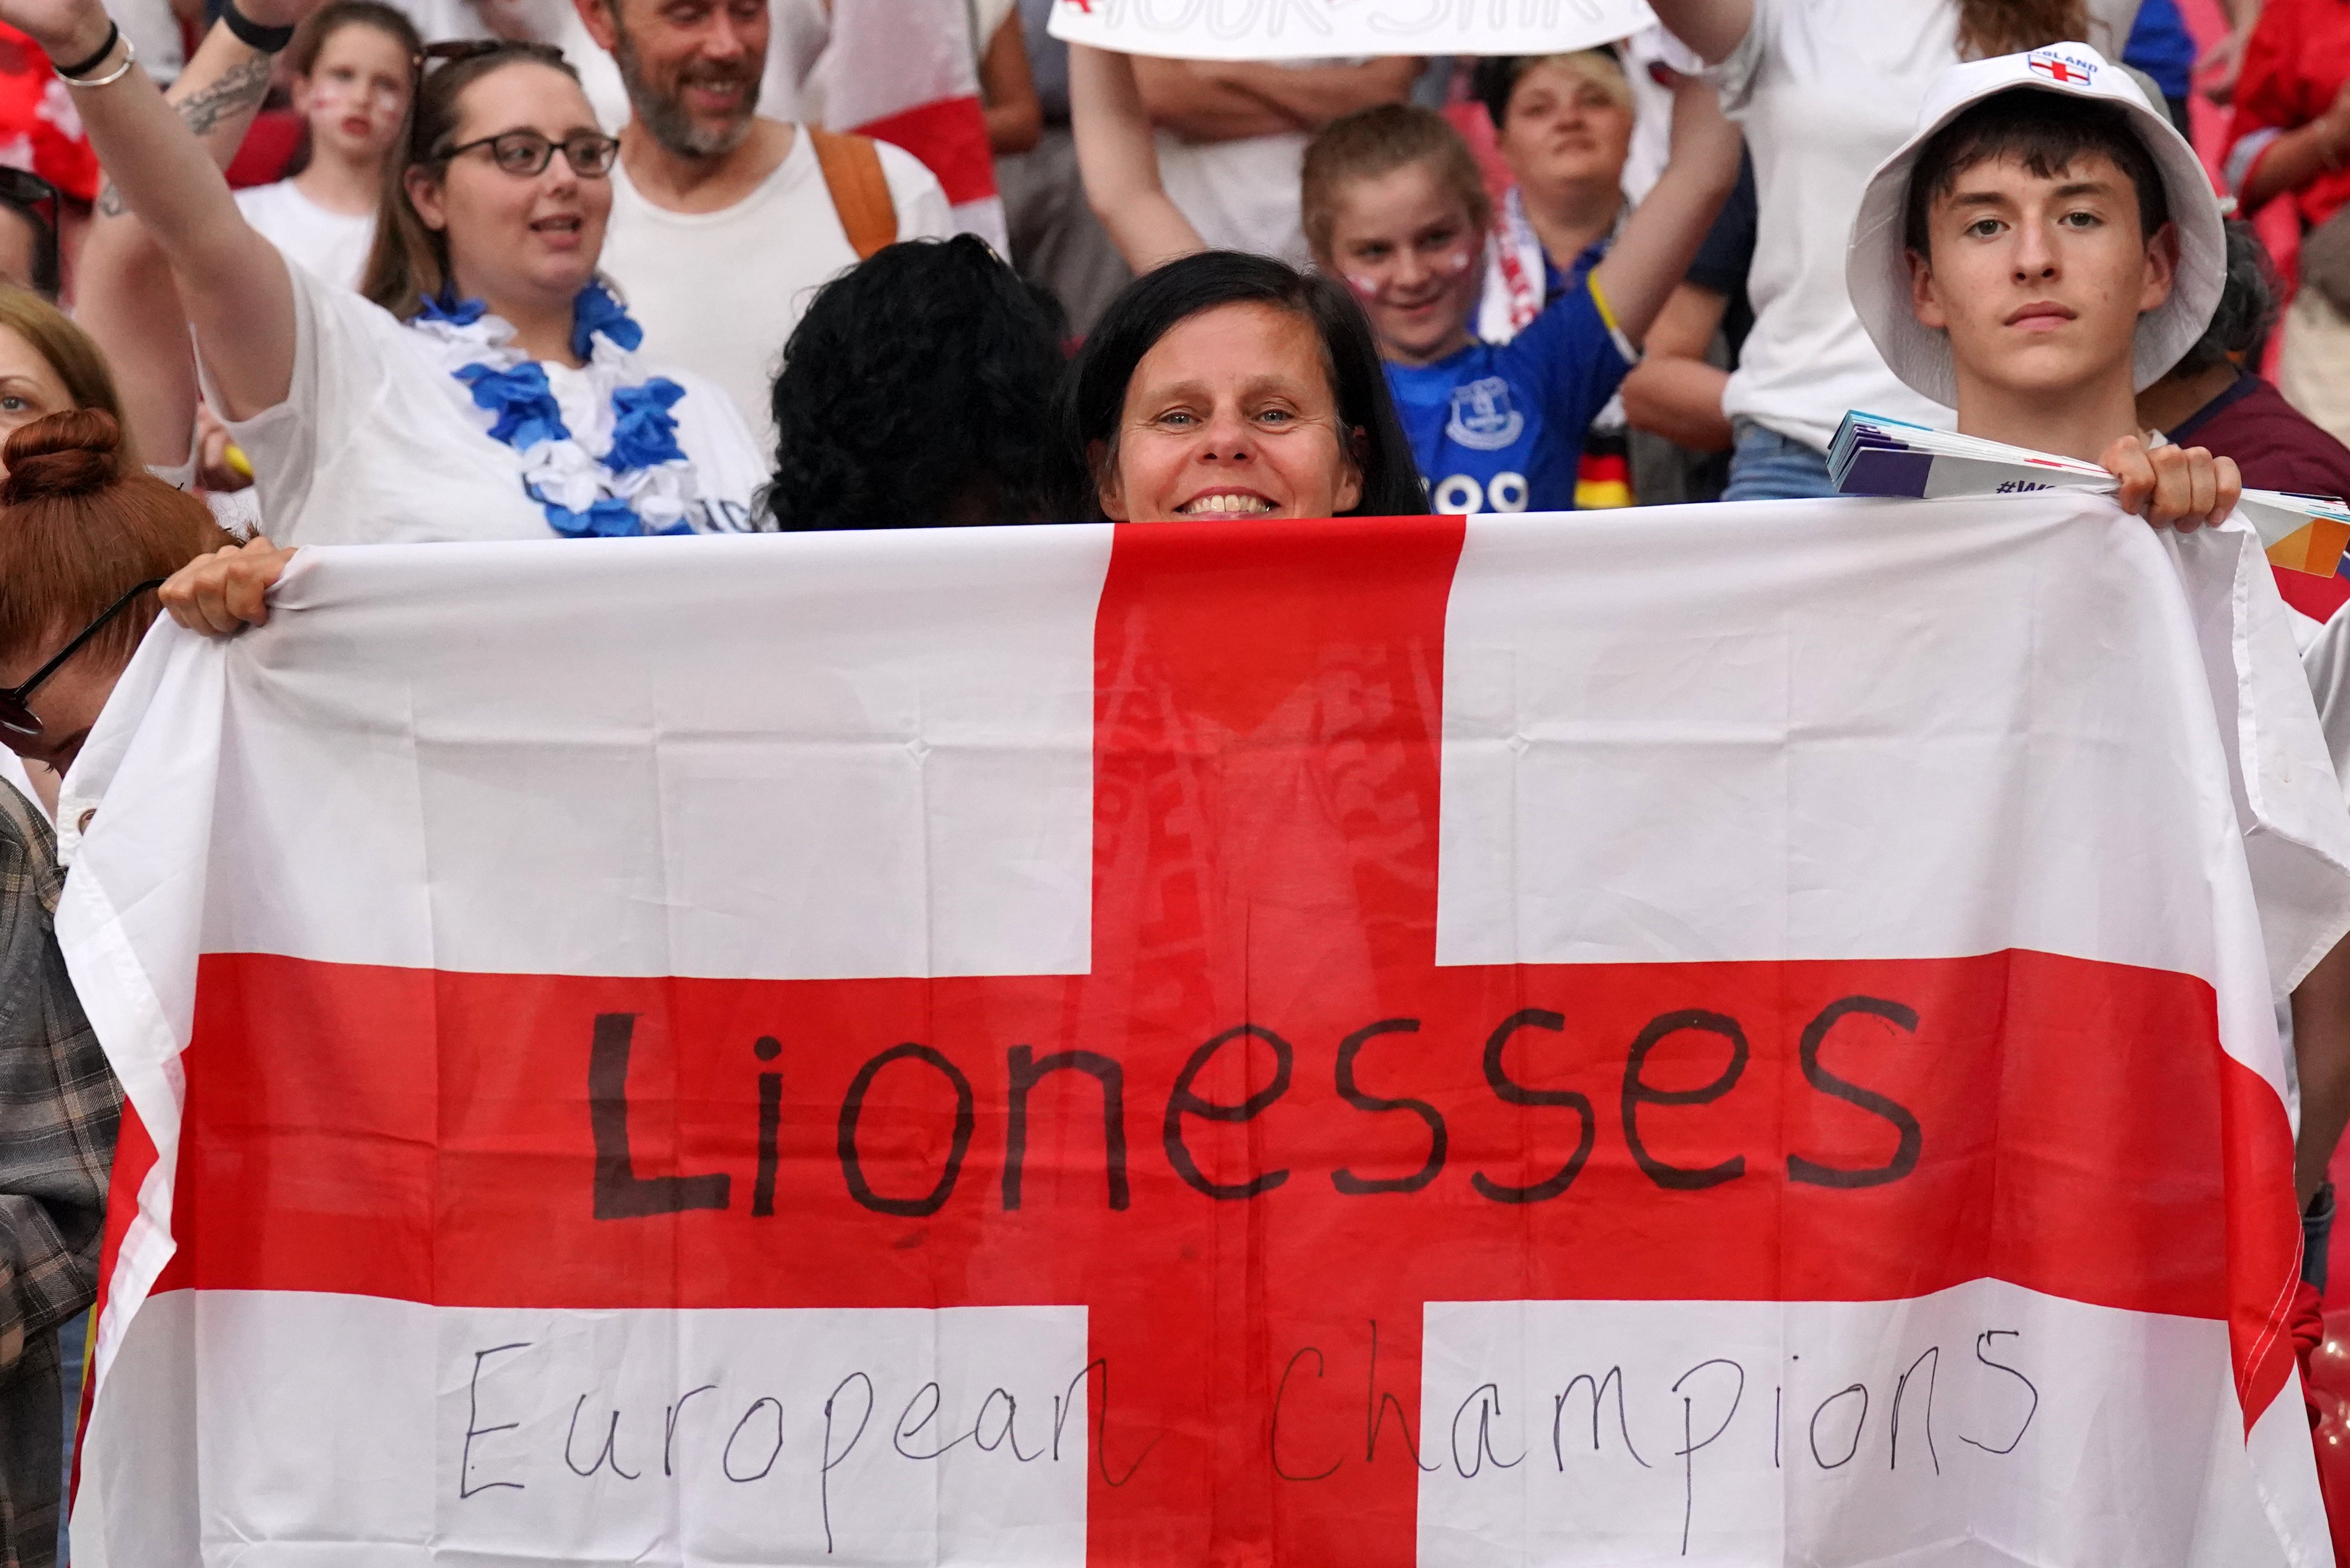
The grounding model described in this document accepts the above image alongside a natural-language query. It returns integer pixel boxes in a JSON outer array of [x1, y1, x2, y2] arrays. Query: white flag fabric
[[56, 497, 2350, 1566], [1045, 0, 1660, 62]]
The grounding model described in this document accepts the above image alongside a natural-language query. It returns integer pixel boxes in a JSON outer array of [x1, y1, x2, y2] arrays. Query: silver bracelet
[[56, 30, 136, 88]]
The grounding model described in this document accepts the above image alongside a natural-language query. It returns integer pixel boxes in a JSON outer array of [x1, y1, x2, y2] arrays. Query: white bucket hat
[[1845, 42, 2226, 408]]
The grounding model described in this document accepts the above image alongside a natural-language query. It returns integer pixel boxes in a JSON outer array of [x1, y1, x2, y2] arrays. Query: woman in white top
[[24, 11, 764, 547], [233, 2, 419, 291], [1642, 0, 2139, 499]]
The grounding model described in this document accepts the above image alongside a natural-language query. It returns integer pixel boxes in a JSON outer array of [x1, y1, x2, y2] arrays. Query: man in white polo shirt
[[577, 0, 953, 458]]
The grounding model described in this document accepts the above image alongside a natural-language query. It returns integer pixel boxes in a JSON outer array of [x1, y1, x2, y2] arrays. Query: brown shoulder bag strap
[[808, 128, 900, 261]]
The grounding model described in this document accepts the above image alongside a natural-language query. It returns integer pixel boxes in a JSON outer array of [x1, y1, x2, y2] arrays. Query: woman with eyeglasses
[[234, 2, 421, 292], [21, 8, 764, 546]]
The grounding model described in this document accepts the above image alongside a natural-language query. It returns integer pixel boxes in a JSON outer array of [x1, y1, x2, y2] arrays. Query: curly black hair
[[763, 235, 1076, 532]]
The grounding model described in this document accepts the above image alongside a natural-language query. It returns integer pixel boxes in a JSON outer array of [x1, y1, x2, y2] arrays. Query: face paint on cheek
[[1346, 250, 1474, 309]]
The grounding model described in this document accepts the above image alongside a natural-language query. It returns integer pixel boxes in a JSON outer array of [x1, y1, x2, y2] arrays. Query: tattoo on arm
[[178, 53, 272, 139], [95, 53, 272, 222]]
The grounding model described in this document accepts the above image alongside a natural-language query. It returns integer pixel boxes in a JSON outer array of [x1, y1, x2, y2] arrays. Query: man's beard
[[615, 29, 759, 158]]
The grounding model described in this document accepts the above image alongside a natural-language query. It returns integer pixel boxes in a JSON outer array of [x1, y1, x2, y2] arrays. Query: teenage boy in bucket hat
[[1852, 42, 2350, 1312], [1846, 41, 2241, 531]]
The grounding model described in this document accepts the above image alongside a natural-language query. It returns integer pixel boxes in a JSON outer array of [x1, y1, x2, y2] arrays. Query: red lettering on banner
[[145, 515, 2300, 1565]]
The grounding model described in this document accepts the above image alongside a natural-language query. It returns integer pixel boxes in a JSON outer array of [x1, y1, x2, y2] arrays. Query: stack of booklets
[[1830, 411, 2350, 577]]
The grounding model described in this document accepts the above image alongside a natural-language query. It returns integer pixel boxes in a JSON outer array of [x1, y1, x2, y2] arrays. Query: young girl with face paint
[[1299, 76, 1740, 514]]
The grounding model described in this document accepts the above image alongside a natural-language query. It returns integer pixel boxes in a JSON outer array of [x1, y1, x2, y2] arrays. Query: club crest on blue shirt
[[1445, 376, 1525, 452]]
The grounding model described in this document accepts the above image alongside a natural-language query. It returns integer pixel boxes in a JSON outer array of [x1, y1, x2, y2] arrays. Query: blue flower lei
[[418, 282, 695, 538]]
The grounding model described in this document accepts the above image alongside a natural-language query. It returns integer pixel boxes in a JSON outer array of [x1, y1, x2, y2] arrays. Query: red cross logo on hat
[[2030, 55, 2094, 84]]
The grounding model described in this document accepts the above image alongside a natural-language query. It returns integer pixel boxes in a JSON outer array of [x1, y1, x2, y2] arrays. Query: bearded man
[[578, 0, 953, 463]]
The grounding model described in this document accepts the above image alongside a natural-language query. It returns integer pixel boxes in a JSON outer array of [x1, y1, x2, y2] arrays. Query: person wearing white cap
[[1846, 41, 2238, 528], [1856, 43, 2350, 1297], [1644, 0, 2142, 502]]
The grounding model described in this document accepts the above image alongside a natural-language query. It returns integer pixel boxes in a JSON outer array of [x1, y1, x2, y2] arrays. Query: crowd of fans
[[3, 0, 2350, 1562]]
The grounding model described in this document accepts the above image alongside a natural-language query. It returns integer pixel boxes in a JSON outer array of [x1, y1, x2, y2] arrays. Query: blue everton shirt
[[1383, 278, 1635, 515]]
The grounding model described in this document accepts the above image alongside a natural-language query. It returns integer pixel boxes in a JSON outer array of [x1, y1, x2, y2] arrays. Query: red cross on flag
[[57, 500, 2350, 1566]]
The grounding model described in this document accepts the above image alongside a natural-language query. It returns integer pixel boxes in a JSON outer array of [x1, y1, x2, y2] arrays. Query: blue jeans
[[1723, 420, 1837, 502], [2307, 1183, 2335, 1293], [57, 1309, 84, 1565]]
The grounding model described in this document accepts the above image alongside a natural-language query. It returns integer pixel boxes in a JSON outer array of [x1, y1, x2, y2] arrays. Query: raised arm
[[2240, 76, 2350, 212], [1589, 74, 1742, 348], [1070, 44, 1203, 273], [2196, 0, 2260, 103], [75, 16, 278, 470], [4, 0, 295, 419], [1642, 0, 1752, 66], [981, 9, 1042, 155], [1618, 281, 1733, 450]]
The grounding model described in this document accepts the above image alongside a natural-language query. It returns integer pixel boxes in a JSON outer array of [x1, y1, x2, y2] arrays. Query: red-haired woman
[[0, 408, 235, 1568]]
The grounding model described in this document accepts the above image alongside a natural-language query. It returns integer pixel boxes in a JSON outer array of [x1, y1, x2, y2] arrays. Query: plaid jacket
[[0, 782, 118, 1568]]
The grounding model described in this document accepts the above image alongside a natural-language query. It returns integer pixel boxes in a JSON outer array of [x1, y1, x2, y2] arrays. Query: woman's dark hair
[[1060, 250, 1427, 521], [2170, 219, 2278, 377], [360, 41, 582, 320], [763, 235, 1074, 531], [0, 169, 59, 299]]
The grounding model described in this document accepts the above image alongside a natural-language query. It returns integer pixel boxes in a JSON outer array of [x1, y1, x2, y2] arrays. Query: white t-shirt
[[1710, 0, 2140, 453], [211, 261, 767, 546], [600, 123, 953, 446], [1157, 130, 1312, 267], [1150, 57, 1364, 269], [235, 181, 377, 293]]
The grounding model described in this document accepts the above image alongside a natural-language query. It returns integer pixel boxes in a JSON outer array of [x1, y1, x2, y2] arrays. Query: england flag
[[56, 497, 2350, 1566]]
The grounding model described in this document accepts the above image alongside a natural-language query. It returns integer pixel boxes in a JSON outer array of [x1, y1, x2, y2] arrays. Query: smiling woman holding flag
[[37, 10, 764, 548]]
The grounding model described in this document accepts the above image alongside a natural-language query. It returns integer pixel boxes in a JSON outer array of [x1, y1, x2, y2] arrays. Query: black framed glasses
[[440, 129, 620, 178], [0, 578, 165, 744], [0, 166, 61, 299]]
